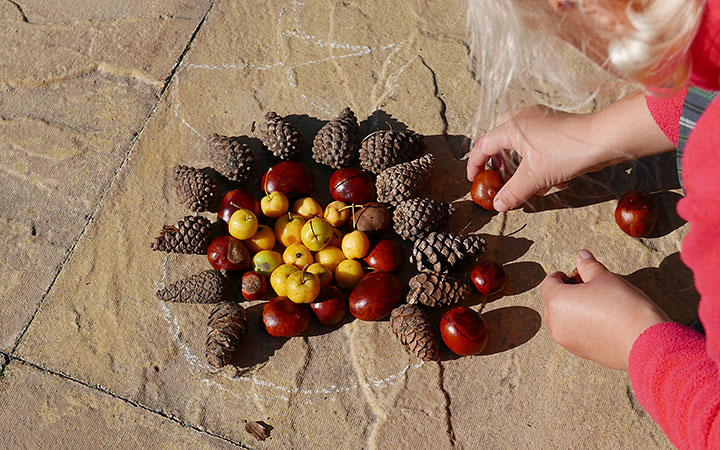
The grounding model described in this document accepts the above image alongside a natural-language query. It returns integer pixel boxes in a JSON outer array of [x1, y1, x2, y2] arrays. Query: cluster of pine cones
[[151, 107, 487, 369]]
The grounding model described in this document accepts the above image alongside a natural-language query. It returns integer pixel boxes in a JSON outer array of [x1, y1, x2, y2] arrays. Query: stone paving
[[0, 0, 694, 448]]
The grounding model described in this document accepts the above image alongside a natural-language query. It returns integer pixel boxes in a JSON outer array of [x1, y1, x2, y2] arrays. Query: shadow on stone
[[358, 109, 410, 135], [647, 191, 685, 238], [480, 306, 542, 355], [624, 252, 699, 324], [231, 302, 287, 371], [479, 233, 534, 264], [465, 261, 546, 308]]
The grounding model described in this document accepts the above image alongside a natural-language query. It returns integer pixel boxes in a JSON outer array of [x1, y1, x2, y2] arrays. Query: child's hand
[[466, 105, 607, 211], [541, 250, 669, 370]]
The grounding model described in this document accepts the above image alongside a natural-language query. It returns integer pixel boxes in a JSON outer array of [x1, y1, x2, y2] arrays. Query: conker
[[363, 239, 404, 273], [242, 271, 268, 300], [207, 235, 251, 272], [471, 169, 504, 210], [614, 190, 658, 237], [470, 260, 507, 296], [353, 202, 391, 238], [262, 297, 311, 337], [440, 306, 489, 356], [349, 272, 403, 321], [329, 168, 375, 204], [261, 161, 315, 197], [310, 286, 348, 326]]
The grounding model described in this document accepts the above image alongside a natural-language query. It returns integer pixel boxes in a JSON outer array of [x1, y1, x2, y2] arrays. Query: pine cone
[[156, 269, 229, 303], [206, 302, 247, 369], [312, 107, 360, 168], [359, 130, 426, 174], [411, 232, 486, 273], [260, 112, 304, 160], [150, 215, 212, 254], [376, 153, 435, 205], [407, 272, 468, 308], [390, 304, 439, 361], [393, 197, 454, 240], [208, 134, 258, 184], [173, 165, 219, 212]]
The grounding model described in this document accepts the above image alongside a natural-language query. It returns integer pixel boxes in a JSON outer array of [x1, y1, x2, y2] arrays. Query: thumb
[[492, 163, 541, 211], [575, 250, 609, 282]]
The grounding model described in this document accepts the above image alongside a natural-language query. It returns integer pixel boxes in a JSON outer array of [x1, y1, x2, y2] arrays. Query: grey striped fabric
[[677, 87, 718, 187]]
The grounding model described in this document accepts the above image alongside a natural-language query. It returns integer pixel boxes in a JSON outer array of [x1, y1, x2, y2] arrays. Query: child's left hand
[[542, 250, 670, 370]]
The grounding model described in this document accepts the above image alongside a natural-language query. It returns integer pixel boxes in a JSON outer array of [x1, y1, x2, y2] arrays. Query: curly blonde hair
[[467, 0, 704, 130]]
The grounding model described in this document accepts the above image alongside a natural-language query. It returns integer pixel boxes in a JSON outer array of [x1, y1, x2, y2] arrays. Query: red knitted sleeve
[[629, 98, 720, 449], [644, 89, 688, 146]]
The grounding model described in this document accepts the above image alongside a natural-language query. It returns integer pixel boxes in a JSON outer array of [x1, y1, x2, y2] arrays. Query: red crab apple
[[261, 161, 315, 197], [262, 296, 311, 337], [241, 271, 268, 301], [349, 272, 403, 321], [207, 235, 251, 271], [218, 188, 261, 223], [363, 239, 404, 273], [329, 168, 375, 204], [440, 306, 490, 356], [470, 260, 507, 296], [471, 169, 505, 210], [310, 285, 348, 326], [615, 190, 658, 237]]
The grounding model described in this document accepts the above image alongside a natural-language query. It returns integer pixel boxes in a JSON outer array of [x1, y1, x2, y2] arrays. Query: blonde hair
[[467, 0, 704, 131]]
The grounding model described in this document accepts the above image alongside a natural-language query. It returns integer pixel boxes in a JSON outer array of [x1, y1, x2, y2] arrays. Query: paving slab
[[0, 360, 235, 449], [13, 0, 691, 447], [0, 0, 212, 351]]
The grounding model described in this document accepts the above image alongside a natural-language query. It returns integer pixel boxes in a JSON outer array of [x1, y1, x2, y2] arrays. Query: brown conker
[[614, 190, 658, 237], [471, 169, 504, 210]]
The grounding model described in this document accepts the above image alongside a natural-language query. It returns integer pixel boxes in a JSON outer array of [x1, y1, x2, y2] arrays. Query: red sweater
[[631, 1, 720, 448]]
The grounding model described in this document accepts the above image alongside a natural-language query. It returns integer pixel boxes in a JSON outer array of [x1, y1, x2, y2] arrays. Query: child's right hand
[[466, 105, 611, 211], [466, 92, 676, 211]]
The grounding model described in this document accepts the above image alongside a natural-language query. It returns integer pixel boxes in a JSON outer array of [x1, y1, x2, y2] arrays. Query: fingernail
[[493, 197, 507, 211], [578, 249, 593, 260]]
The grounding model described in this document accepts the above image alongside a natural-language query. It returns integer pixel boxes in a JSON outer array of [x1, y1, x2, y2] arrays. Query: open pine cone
[[359, 130, 425, 174], [156, 269, 229, 303], [173, 165, 219, 212], [390, 304, 439, 361], [260, 112, 304, 160], [206, 302, 247, 369], [411, 232, 486, 273], [376, 153, 435, 205], [312, 107, 360, 168], [150, 215, 212, 254], [208, 134, 258, 184]]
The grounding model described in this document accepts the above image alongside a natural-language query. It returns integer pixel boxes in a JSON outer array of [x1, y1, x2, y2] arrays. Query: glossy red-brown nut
[[440, 306, 489, 356], [614, 190, 658, 237], [261, 161, 315, 197], [471, 169, 504, 210], [207, 235, 251, 271], [242, 271, 268, 301], [354, 202, 391, 238], [310, 286, 348, 326], [470, 260, 507, 296], [363, 239, 405, 273], [329, 168, 375, 204], [262, 297, 311, 337], [349, 272, 403, 321], [218, 188, 261, 223]]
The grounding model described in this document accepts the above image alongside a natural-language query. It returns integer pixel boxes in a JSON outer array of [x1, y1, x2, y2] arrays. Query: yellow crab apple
[[270, 264, 299, 297], [286, 269, 321, 304], [300, 217, 333, 251], [246, 224, 276, 253], [228, 208, 258, 240], [261, 191, 289, 218], [341, 230, 370, 260], [307, 263, 333, 288], [335, 259, 364, 289], [292, 197, 323, 220], [283, 243, 314, 268], [323, 201, 350, 228], [274, 213, 306, 247], [315, 246, 345, 272], [253, 249, 283, 276]]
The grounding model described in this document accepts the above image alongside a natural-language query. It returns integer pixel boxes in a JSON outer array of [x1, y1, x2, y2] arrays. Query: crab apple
[[315, 246, 345, 272], [335, 259, 364, 289], [324, 201, 350, 228], [300, 217, 333, 251], [245, 224, 276, 253], [274, 213, 306, 247], [253, 249, 282, 276], [286, 270, 321, 304], [293, 197, 323, 220], [270, 264, 299, 297], [218, 188, 261, 223], [342, 230, 370, 260], [228, 208, 258, 240], [261, 190, 289, 218], [307, 263, 333, 288], [282, 243, 314, 269]]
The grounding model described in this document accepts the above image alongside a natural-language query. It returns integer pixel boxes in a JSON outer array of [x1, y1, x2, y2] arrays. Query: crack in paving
[[7, 355, 252, 448], [7, 0, 29, 23], [7, 0, 217, 359], [418, 55, 449, 137], [437, 362, 457, 448]]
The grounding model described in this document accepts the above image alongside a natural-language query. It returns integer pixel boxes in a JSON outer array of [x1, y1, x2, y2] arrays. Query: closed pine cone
[[206, 302, 247, 369], [407, 272, 468, 308], [156, 269, 229, 303], [393, 197, 454, 240], [150, 215, 212, 254], [411, 232, 486, 273], [312, 107, 360, 168], [390, 304, 439, 361], [208, 134, 258, 184], [174, 165, 219, 212], [359, 130, 426, 174], [260, 112, 304, 160], [376, 153, 435, 205]]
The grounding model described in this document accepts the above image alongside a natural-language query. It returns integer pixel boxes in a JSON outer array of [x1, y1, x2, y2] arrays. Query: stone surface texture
[[3, 0, 691, 448]]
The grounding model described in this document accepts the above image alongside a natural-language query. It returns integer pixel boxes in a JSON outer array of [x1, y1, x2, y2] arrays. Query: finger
[[466, 138, 491, 181], [492, 162, 544, 211], [541, 271, 568, 303], [556, 181, 570, 190], [535, 186, 551, 196], [575, 250, 609, 281], [467, 123, 519, 180]]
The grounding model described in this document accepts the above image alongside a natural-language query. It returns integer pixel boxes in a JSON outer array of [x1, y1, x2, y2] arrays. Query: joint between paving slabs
[[6, 355, 252, 449], [6, 0, 218, 359]]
